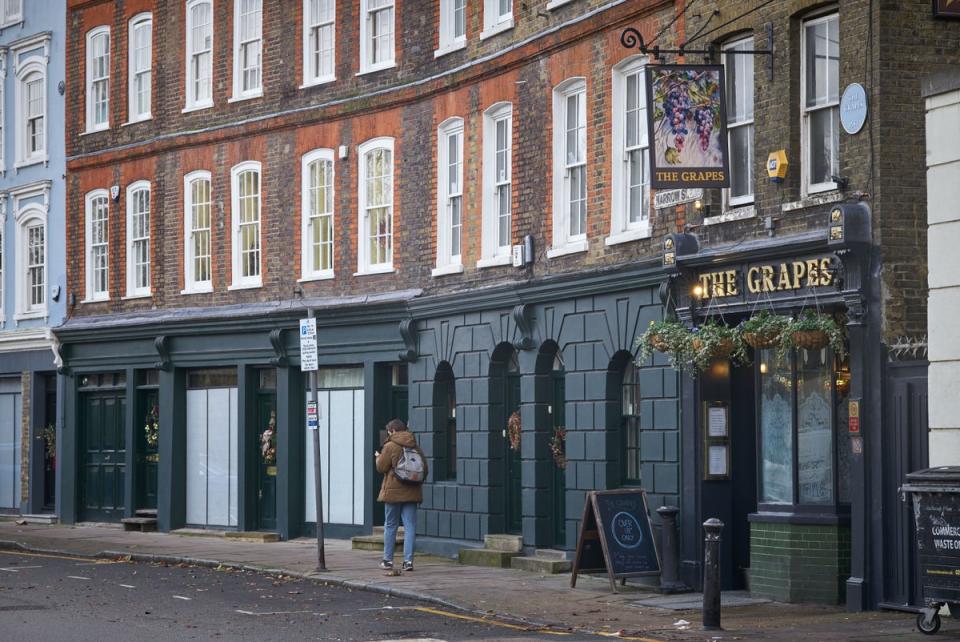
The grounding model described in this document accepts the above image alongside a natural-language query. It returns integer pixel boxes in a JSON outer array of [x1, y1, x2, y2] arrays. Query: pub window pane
[[797, 349, 834, 504], [760, 348, 794, 504]]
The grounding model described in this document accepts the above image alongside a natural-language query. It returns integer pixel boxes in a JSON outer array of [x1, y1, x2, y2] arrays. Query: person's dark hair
[[386, 418, 407, 433]]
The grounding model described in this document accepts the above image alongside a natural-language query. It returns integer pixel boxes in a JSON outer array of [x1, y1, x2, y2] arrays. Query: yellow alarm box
[[767, 150, 788, 183]]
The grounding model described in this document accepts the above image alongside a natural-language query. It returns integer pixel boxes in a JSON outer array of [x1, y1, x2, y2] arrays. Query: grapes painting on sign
[[645, 65, 730, 190]]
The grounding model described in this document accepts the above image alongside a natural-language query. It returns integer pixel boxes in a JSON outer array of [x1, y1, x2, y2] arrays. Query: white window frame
[[231, 0, 263, 101], [433, 117, 464, 276], [0, 52, 5, 174], [84, 189, 110, 302], [801, 12, 839, 196], [436, 0, 467, 57], [300, 149, 336, 281], [185, 0, 214, 112], [723, 37, 754, 210], [230, 161, 263, 289], [127, 13, 153, 123], [479, 101, 512, 268], [359, 0, 395, 74], [481, 0, 513, 39], [183, 170, 214, 294], [608, 56, 651, 246], [125, 181, 152, 298], [1, 1, 22, 27], [302, 0, 336, 87], [357, 137, 395, 275], [549, 77, 588, 258], [15, 206, 46, 319], [15, 61, 46, 168], [85, 26, 111, 133], [0, 196, 6, 322]]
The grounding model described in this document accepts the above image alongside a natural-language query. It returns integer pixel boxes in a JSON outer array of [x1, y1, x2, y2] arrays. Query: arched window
[[230, 161, 262, 287], [126, 181, 151, 297], [86, 26, 110, 132], [301, 149, 335, 279], [621, 361, 641, 484], [16, 62, 46, 166], [16, 207, 46, 317], [128, 13, 153, 122], [185, 0, 213, 110], [183, 170, 212, 293], [357, 138, 394, 274], [85, 190, 109, 301], [434, 362, 456, 482]]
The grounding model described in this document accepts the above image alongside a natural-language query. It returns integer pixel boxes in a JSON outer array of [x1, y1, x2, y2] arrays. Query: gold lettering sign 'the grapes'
[[697, 258, 833, 299]]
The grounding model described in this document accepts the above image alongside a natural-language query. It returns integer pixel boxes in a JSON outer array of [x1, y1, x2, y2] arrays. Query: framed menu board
[[703, 401, 730, 480]]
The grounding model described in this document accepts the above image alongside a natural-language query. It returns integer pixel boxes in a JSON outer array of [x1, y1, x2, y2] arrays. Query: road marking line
[[0, 550, 120, 564], [67, 575, 91, 580], [411, 606, 571, 636], [595, 632, 664, 641], [119, 584, 135, 589], [235, 609, 325, 617], [172, 595, 192, 601], [0, 565, 42, 572]]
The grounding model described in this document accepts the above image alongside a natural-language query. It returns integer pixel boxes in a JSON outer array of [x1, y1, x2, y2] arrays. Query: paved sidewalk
[[0, 521, 936, 640]]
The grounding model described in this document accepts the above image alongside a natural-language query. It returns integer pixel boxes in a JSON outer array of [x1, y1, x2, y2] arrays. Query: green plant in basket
[[785, 311, 846, 358], [689, 321, 748, 371], [740, 311, 791, 350], [636, 319, 692, 369]]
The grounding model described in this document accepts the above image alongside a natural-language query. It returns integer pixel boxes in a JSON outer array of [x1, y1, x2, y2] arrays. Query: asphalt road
[[0, 549, 603, 641]]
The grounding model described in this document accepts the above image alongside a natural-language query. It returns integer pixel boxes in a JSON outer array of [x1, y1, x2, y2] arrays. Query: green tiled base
[[749, 520, 850, 605]]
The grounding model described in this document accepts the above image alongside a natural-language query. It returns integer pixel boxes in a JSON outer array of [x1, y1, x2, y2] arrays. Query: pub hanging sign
[[646, 65, 730, 189]]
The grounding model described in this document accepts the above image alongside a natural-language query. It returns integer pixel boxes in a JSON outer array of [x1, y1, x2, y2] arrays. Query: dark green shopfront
[[53, 244, 923, 610]]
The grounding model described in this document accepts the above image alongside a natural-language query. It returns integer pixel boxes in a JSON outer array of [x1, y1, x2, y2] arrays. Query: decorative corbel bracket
[[512, 303, 535, 351], [398, 319, 418, 362], [269, 328, 289, 366], [47, 328, 66, 374], [154, 335, 172, 371]]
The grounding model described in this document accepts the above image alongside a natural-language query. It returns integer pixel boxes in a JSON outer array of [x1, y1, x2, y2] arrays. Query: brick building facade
[[55, 0, 953, 613]]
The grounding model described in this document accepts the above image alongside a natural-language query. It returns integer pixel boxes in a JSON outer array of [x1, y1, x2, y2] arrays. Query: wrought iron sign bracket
[[621, 22, 774, 80]]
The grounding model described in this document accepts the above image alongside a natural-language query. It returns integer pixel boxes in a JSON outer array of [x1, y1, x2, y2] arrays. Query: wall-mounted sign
[[646, 65, 730, 189], [654, 188, 703, 210], [840, 83, 868, 135], [697, 256, 834, 300], [299, 317, 318, 372], [933, 0, 960, 19], [849, 399, 861, 434]]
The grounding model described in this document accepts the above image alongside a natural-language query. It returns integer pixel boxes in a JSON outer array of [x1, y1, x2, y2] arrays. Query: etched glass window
[[759, 349, 793, 504]]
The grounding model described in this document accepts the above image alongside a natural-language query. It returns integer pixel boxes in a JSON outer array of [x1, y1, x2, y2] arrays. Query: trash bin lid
[[906, 466, 960, 484]]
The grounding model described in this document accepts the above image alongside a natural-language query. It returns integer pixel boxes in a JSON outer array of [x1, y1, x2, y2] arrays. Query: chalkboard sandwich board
[[570, 489, 660, 593]]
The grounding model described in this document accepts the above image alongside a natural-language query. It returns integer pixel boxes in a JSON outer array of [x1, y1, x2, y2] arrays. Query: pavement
[[0, 521, 943, 641]]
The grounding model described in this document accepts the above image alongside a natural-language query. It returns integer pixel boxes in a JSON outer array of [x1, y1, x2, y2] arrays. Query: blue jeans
[[383, 502, 417, 563]]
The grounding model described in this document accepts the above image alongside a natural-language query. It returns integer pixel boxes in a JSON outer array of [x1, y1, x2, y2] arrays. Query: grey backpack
[[394, 447, 425, 484]]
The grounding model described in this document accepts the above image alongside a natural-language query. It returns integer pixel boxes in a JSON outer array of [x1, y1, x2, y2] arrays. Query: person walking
[[375, 418, 428, 572]]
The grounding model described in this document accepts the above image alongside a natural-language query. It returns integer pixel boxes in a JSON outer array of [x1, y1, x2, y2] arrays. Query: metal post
[[656, 505, 684, 592], [702, 518, 723, 630], [308, 308, 327, 571]]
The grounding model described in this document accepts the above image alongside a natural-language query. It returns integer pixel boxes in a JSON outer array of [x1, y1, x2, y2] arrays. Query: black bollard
[[702, 518, 724, 630], [656, 505, 684, 592]]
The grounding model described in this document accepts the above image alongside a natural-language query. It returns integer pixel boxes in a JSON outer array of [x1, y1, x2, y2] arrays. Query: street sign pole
[[302, 310, 326, 572]]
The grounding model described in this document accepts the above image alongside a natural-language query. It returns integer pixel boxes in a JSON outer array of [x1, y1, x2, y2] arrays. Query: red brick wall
[[66, 0, 681, 318]]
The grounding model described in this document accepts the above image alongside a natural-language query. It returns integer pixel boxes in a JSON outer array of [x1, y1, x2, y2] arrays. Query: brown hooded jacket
[[376, 430, 428, 503]]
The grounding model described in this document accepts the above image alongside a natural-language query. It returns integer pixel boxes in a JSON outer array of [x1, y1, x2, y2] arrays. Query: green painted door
[[79, 392, 126, 522], [550, 371, 566, 548], [505, 372, 522, 534], [257, 393, 278, 531], [136, 389, 159, 511]]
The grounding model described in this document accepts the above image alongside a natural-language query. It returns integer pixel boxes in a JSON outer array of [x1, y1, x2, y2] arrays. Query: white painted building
[[924, 72, 960, 465]]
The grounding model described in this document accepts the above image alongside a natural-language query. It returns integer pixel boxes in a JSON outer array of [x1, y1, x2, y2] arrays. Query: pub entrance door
[[78, 373, 127, 523]]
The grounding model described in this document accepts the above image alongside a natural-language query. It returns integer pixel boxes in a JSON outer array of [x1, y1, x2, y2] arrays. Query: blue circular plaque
[[840, 83, 868, 135]]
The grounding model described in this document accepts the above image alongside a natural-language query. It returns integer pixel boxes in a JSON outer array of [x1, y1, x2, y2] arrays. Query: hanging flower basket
[[740, 311, 791, 350], [507, 411, 522, 451], [549, 427, 567, 469], [636, 319, 692, 369], [786, 311, 846, 357], [689, 321, 748, 371]]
